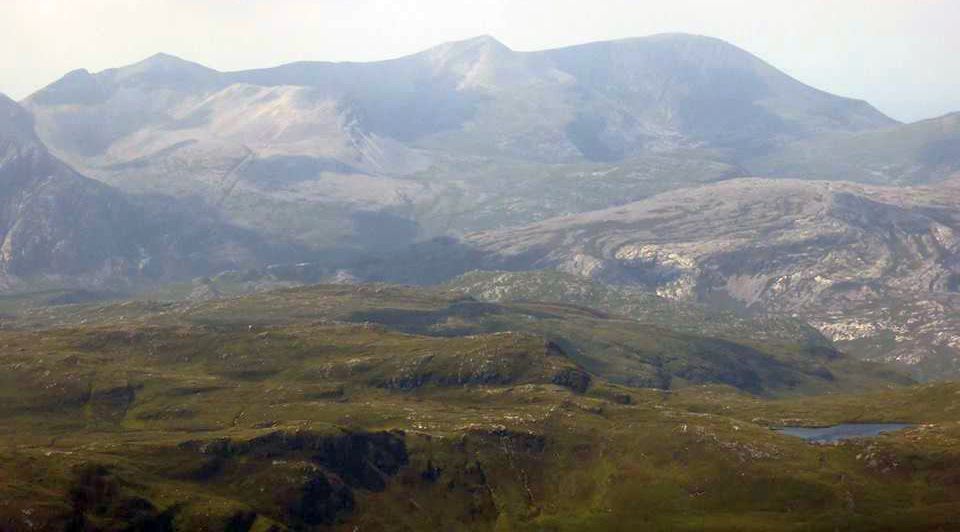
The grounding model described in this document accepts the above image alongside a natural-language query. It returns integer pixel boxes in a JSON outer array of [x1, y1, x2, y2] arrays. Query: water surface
[[776, 423, 912, 443]]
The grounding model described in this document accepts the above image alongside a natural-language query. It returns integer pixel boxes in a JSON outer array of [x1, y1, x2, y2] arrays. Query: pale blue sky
[[4, 0, 958, 122]]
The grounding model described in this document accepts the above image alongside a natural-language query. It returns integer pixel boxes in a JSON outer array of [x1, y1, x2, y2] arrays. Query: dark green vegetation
[[4, 29, 960, 531], [2, 284, 959, 531]]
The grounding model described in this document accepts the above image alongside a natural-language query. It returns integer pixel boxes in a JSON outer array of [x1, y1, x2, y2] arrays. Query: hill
[[2, 284, 960, 531], [9, 284, 905, 395], [445, 269, 835, 352]]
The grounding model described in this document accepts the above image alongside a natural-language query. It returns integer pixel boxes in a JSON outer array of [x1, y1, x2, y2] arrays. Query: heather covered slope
[[1, 284, 959, 531]]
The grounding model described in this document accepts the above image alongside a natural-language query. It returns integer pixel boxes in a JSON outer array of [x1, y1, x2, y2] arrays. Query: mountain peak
[[25, 68, 106, 106], [140, 52, 192, 66], [642, 31, 727, 42], [126, 52, 217, 74], [429, 34, 513, 56], [0, 92, 18, 109], [461, 34, 510, 49], [105, 52, 222, 90]]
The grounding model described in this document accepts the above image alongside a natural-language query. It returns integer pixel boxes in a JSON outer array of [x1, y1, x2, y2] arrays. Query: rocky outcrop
[[179, 430, 408, 526], [456, 178, 960, 378]]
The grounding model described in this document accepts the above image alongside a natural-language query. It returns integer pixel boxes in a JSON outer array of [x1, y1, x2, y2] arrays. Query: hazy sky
[[3, 0, 958, 122]]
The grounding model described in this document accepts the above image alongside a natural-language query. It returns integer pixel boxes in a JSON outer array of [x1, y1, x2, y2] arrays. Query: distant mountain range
[[4, 33, 960, 378], [27, 34, 893, 165], [24, 33, 952, 249]]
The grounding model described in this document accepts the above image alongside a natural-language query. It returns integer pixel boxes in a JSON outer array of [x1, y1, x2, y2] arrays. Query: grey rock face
[[0, 94, 136, 286], [0, 94, 295, 290]]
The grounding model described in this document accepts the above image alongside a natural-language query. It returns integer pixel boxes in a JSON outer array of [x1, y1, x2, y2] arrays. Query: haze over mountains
[[754, 112, 960, 184], [22, 34, 926, 247], [0, 94, 297, 291], [28, 34, 894, 165], [4, 33, 960, 379], [6, 29, 960, 531]]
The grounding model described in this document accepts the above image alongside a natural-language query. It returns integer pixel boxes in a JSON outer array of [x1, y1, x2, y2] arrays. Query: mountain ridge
[[25, 32, 898, 160], [21, 32, 907, 252]]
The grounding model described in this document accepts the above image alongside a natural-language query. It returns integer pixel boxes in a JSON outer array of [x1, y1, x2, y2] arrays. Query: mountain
[[0, 93, 156, 290], [1, 283, 958, 531], [0, 94, 297, 291], [29, 34, 893, 164], [372, 178, 960, 379], [22, 34, 897, 247], [749, 111, 960, 184], [16, 35, 957, 373], [7, 33, 960, 531], [231, 33, 894, 160]]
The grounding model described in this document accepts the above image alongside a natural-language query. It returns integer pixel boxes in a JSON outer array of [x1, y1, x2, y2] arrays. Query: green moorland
[[0, 284, 958, 531]]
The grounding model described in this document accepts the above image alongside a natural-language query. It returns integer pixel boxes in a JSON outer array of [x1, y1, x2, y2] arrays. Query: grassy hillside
[[2, 284, 957, 530], [10, 284, 905, 396]]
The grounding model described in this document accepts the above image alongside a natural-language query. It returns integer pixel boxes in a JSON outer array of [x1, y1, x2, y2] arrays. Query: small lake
[[776, 423, 913, 443]]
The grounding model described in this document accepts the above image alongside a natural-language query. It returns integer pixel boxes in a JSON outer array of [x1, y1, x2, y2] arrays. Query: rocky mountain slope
[[0, 94, 298, 291], [22, 34, 897, 245], [444, 269, 836, 352], [377, 178, 960, 379]]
